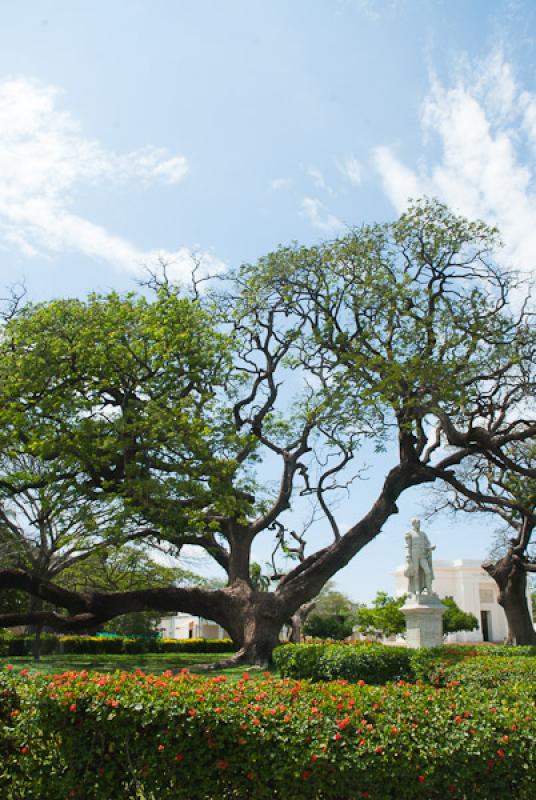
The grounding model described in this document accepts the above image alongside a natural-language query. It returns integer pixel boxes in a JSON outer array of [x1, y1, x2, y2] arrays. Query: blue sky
[[1, 0, 535, 601]]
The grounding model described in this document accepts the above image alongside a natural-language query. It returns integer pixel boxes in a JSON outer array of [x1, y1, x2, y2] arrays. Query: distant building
[[394, 559, 534, 643], [158, 613, 228, 640]]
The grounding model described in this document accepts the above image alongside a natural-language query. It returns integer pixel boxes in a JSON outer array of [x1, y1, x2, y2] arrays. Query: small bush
[[273, 643, 412, 683]]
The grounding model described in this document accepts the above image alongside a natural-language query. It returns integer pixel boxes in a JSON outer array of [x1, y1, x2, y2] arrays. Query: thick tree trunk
[[483, 553, 536, 645]]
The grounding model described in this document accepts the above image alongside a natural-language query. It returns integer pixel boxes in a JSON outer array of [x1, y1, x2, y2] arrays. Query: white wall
[[158, 613, 228, 640]]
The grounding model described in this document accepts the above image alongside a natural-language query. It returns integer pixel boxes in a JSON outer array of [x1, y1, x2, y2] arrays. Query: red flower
[[217, 760, 229, 770], [375, 746, 384, 755], [69, 703, 77, 712], [175, 753, 184, 763], [418, 775, 425, 784], [302, 771, 312, 781], [497, 749, 505, 759], [158, 744, 165, 752]]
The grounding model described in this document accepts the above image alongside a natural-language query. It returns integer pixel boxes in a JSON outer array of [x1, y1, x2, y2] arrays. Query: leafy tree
[[0, 200, 535, 665], [354, 592, 478, 638], [354, 592, 407, 638], [303, 589, 358, 640], [441, 596, 479, 635]]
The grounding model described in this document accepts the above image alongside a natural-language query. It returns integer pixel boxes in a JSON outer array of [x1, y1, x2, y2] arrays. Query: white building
[[394, 559, 534, 643], [158, 613, 228, 640]]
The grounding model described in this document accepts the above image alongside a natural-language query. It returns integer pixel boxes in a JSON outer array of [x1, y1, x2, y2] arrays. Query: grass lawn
[[0, 652, 257, 677]]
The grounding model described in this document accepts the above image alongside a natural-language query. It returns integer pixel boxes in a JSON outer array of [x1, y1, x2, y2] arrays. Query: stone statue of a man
[[404, 518, 435, 595]]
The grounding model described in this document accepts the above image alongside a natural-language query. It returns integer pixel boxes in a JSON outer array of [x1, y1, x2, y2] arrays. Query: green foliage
[[0, 288, 249, 536], [1, 665, 535, 799], [60, 545, 205, 636], [303, 590, 359, 640], [353, 592, 479, 638], [0, 634, 235, 656], [303, 614, 355, 640], [409, 643, 536, 684], [441, 655, 536, 689], [273, 642, 413, 683], [249, 562, 271, 591], [442, 596, 479, 634], [353, 592, 407, 638]]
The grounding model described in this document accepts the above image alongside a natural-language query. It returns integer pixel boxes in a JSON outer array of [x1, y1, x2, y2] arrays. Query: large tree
[[0, 200, 535, 664]]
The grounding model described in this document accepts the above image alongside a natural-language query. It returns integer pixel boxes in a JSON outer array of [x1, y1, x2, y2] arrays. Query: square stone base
[[401, 595, 445, 649]]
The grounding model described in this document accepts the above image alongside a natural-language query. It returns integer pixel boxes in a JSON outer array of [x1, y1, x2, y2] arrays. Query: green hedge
[[274, 643, 413, 683], [436, 655, 536, 690], [274, 642, 536, 685], [1, 666, 534, 799], [409, 644, 536, 685], [0, 633, 235, 656]]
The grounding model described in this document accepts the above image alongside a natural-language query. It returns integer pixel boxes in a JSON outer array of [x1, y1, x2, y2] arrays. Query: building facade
[[158, 613, 228, 640]]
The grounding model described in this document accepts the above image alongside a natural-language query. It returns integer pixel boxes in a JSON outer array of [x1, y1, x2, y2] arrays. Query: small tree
[[303, 590, 358, 640], [441, 596, 478, 635], [353, 592, 407, 638], [353, 592, 478, 639]]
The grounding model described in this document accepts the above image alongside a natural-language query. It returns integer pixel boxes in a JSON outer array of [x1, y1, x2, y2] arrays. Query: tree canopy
[[0, 199, 534, 664]]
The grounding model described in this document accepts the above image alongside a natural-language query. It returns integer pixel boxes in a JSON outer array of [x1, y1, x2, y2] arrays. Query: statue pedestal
[[401, 593, 445, 649]]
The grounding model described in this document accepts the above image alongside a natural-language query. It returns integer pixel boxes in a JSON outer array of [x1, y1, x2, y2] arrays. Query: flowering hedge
[[0, 634, 235, 656], [1, 665, 534, 799]]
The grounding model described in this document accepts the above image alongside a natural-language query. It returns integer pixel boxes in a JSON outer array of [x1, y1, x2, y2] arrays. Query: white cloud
[[301, 196, 344, 234], [373, 50, 536, 279], [307, 165, 327, 190], [0, 77, 220, 280], [339, 154, 362, 186], [271, 177, 293, 190]]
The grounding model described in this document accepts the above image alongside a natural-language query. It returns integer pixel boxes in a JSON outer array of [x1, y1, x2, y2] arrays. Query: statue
[[404, 518, 435, 595]]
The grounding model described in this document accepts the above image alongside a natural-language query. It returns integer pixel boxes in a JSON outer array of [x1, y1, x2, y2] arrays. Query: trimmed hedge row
[[273, 642, 536, 684], [0, 634, 235, 656], [273, 643, 413, 684], [437, 655, 536, 690], [1, 665, 534, 799]]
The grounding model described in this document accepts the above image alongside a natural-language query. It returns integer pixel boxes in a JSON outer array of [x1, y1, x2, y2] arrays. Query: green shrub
[[0, 634, 57, 657], [409, 644, 536, 685], [273, 643, 412, 683], [440, 655, 536, 690], [59, 635, 125, 655], [1, 665, 534, 799], [0, 634, 236, 656], [157, 637, 235, 653]]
